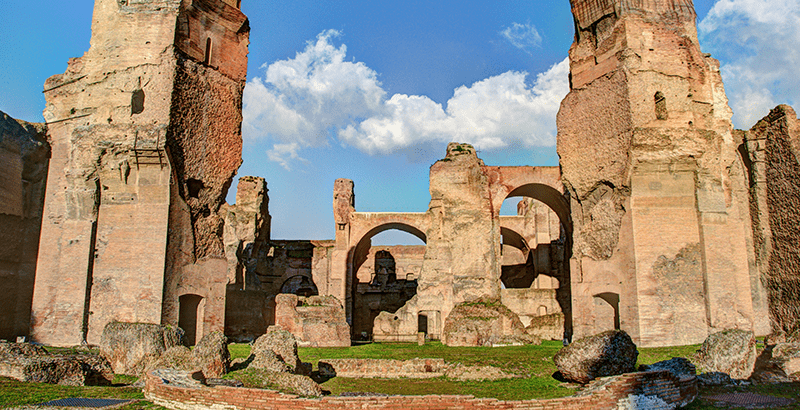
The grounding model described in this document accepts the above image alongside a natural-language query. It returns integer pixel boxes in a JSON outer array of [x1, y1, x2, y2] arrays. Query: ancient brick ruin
[[0, 0, 797, 353], [325, 144, 569, 343], [740, 105, 800, 335], [0, 112, 49, 341], [558, 0, 769, 346], [28, 0, 250, 347]]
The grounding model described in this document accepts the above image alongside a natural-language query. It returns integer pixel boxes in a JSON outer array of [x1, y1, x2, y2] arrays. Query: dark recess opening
[[131, 89, 145, 115], [179, 294, 203, 346], [187, 178, 204, 198], [418, 313, 428, 334]]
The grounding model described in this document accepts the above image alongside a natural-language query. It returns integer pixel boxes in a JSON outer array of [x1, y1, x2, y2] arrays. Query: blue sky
[[1, 0, 798, 244]]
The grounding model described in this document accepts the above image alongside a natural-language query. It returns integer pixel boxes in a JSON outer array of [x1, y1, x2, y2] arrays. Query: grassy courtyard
[[2, 341, 798, 409], [237, 340, 700, 400]]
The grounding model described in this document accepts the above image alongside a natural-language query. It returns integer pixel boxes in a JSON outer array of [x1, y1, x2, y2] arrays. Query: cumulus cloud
[[243, 30, 569, 168], [699, 0, 800, 128], [340, 61, 569, 155], [500, 22, 543, 54]]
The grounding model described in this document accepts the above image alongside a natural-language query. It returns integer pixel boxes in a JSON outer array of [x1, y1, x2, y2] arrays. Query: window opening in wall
[[236, 0, 241, 9], [204, 38, 212, 66], [655, 91, 668, 120], [187, 178, 204, 198]]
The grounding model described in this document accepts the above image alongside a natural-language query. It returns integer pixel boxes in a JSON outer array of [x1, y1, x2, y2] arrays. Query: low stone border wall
[[144, 369, 697, 410], [320, 358, 448, 378]]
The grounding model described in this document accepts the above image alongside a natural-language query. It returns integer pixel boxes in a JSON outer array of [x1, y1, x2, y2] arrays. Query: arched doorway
[[179, 294, 205, 346], [499, 183, 572, 339], [348, 223, 426, 340], [593, 292, 620, 333], [280, 275, 319, 297], [500, 227, 535, 289]]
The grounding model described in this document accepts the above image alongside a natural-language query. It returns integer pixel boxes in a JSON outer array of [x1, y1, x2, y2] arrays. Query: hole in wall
[[187, 178, 204, 198], [131, 89, 145, 115]]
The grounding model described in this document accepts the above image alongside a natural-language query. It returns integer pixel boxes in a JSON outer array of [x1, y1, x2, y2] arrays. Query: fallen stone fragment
[[697, 371, 734, 386], [442, 298, 539, 347], [0, 341, 112, 386], [695, 329, 756, 379], [99, 322, 182, 376], [770, 342, 800, 377], [249, 326, 301, 373], [640, 357, 696, 378], [554, 330, 638, 384], [192, 331, 230, 378], [318, 358, 515, 381]]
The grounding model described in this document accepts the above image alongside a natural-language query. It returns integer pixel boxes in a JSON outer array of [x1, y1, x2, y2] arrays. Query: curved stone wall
[[144, 369, 697, 410]]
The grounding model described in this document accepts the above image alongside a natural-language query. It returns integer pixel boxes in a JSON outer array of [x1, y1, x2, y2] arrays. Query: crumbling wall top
[[333, 179, 355, 225], [569, 0, 696, 29]]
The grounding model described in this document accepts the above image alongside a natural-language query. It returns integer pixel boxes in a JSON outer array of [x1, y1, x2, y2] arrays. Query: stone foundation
[[144, 370, 697, 410]]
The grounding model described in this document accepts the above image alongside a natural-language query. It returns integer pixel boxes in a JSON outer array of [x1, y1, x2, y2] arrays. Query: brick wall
[[144, 370, 696, 410]]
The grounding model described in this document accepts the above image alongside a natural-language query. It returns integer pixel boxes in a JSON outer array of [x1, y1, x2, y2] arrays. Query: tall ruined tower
[[31, 0, 249, 346], [557, 0, 770, 346]]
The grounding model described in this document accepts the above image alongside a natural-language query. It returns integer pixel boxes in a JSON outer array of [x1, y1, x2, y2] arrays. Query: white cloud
[[341, 61, 569, 155], [699, 0, 800, 128], [243, 30, 569, 168], [500, 22, 543, 54]]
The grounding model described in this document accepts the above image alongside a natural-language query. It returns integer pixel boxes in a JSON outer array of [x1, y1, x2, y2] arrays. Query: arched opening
[[179, 294, 205, 346], [349, 224, 426, 341], [593, 292, 620, 332], [500, 227, 535, 289], [499, 183, 572, 340], [505, 183, 572, 236], [280, 275, 319, 297]]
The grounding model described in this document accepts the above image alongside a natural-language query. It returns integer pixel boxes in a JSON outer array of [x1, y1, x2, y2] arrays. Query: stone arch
[[500, 226, 528, 252], [280, 274, 319, 297], [350, 223, 427, 276], [493, 175, 572, 338], [499, 226, 535, 289], [505, 183, 571, 235], [347, 222, 427, 339]]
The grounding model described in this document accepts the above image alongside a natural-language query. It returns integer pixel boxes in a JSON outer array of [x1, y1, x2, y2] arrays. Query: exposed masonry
[[144, 370, 697, 410], [558, 0, 771, 346], [29, 0, 250, 347], [0, 0, 794, 357]]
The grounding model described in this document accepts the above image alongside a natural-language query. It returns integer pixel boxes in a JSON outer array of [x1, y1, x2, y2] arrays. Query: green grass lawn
[[0, 377, 160, 409], [6, 340, 797, 408], [229, 340, 702, 401]]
